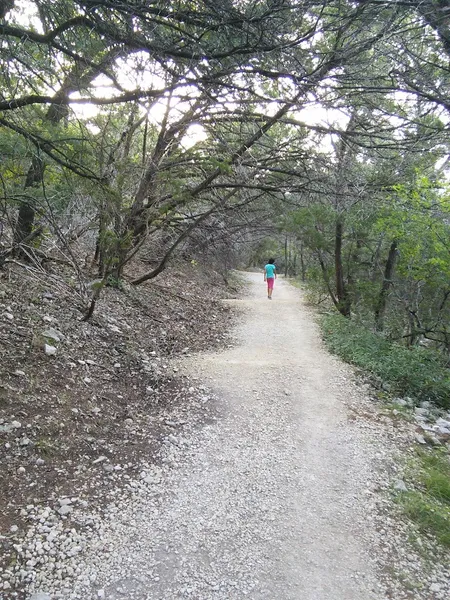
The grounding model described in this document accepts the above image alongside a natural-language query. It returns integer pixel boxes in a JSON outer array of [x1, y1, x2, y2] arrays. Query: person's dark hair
[[268, 258, 275, 264]]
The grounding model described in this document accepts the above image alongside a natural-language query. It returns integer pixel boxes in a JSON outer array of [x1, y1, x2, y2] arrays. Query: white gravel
[[21, 273, 450, 599]]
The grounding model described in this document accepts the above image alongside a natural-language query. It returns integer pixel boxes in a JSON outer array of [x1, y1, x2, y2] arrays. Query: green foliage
[[321, 313, 450, 408], [396, 449, 450, 548], [106, 275, 123, 289], [247, 238, 284, 267], [400, 493, 450, 548], [378, 178, 450, 285], [291, 204, 337, 252], [35, 437, 58, 455], [296, 268, 331, 304], [420, 452, 450, 504], [99, 228, 132, 261], [322, 299, 450, 547], [205, 157, 232, 174], [2, 0, 450, 332]]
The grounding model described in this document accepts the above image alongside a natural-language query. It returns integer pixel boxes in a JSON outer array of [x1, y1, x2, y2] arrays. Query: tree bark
[[335, 219, 351, 317], [374, 239, 398, 332], [300, 243, 306, 282], [317, 250, 339, 309], [13, 156, 44, 246], [284, 235, 288, 277]]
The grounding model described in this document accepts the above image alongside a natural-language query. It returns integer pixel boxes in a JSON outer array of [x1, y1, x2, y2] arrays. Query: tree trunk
[[331, 112, 357, 318], [13, 156, 45, 247], [335, 219, 351, 317], [14, 103, 70, 247], [95, 107, 145, 276], [300, 243, 306, 282], [348, 237, 363, 304], [407, 310, 418, 346], [288, 242, 292, 277], [284, 235, 288, 277], [374, 239, 398, 332], [317, 250, 339, 309]]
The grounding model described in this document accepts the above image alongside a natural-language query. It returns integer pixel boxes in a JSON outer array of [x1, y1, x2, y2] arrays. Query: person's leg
[[267, 278, 274, 298]]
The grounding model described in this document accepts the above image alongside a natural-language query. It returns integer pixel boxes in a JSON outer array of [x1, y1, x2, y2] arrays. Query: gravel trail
[[43, 273, 391, 599]]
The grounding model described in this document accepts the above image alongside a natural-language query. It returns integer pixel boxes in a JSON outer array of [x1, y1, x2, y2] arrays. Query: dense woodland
[[1, 0, 450, 355]]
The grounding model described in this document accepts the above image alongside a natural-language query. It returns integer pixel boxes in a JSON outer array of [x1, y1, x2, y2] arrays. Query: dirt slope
[[0, 262, 235, 596]]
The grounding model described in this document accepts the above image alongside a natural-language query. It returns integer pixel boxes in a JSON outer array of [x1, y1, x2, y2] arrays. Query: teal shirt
[[265, 263, 276, 278]]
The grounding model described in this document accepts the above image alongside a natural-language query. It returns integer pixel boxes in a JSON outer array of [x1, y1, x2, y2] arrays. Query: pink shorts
[[266, 277, 275, 290]]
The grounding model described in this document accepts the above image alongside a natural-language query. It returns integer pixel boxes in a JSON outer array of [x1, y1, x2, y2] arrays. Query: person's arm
[[263, 267, 266, 281], [274, 266, 277, 279]]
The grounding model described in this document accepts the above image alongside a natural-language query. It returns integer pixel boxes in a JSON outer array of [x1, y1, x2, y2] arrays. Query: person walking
[[264, 258, 277, 299]]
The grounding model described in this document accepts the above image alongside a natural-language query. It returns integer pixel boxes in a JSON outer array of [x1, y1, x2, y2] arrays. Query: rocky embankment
[[0, 263, 236, 599]]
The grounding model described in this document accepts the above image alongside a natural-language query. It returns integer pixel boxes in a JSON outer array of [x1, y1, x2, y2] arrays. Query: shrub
[[396, 449, 450, 548], [400, 492, 450, 547], [321, 313, 450, 409]]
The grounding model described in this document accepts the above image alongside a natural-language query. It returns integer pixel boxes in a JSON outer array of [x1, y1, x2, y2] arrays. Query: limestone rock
[[42, 328, 64, 343], [29, 593, 52, 600]]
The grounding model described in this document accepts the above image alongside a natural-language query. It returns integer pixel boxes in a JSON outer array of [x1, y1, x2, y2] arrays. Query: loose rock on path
[[23, 273, 449, 599]]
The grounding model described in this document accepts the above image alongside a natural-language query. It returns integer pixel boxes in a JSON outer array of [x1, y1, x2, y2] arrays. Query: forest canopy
[[1, 0, 450, 352]]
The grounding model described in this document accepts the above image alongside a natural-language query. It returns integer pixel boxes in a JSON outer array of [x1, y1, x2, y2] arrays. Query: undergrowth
[[321, 313, 450, 409], [319, 311, 450, 549], [396, 449, 450, 548]]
